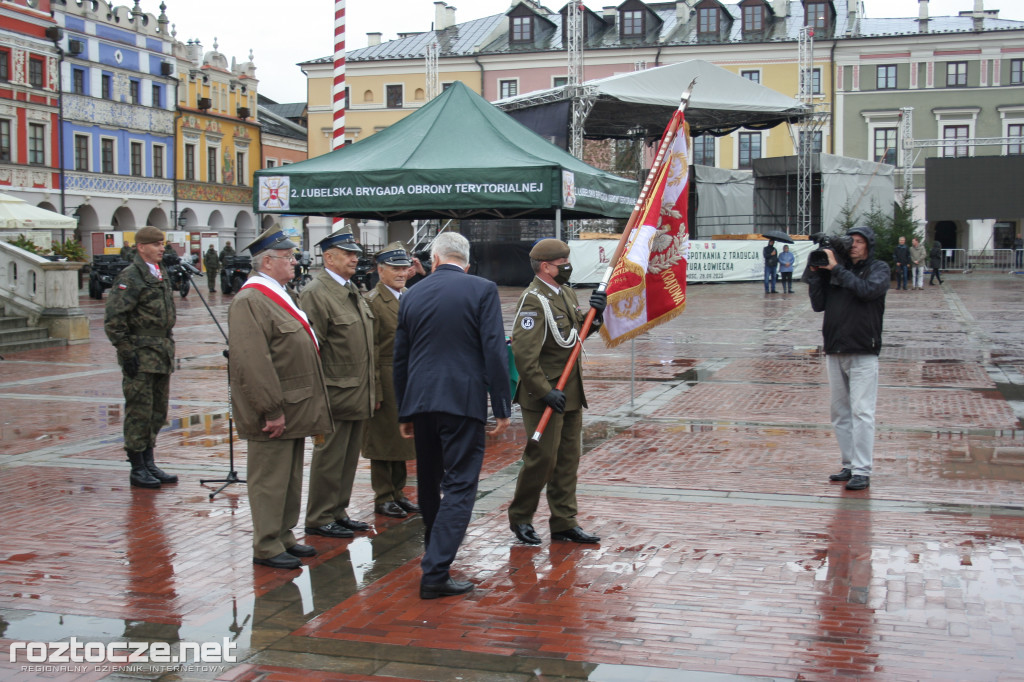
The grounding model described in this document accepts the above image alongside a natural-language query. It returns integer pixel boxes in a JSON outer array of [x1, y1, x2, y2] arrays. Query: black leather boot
[[143, 447, 178, 484], [128, 451, 161, 488]]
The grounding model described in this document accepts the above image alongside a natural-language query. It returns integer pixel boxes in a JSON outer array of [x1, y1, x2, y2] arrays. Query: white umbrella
[[0, 193, 77, 230]]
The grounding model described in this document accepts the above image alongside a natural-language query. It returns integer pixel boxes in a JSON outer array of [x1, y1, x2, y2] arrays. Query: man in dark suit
[[394, 232, 511, 599]]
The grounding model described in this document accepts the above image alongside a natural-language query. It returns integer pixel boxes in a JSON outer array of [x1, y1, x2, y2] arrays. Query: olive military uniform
[[104, 234, 177, 487], [203, 246, 220, 293], [507, 276, 589, 534]]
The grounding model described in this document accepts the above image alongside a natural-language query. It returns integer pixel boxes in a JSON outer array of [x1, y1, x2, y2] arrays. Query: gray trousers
[[305, 419, 364, 527], [912, 265, 925, 288], [827, 354, 879, 477]]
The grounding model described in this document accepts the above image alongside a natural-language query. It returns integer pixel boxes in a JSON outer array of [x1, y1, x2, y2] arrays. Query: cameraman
[[807, 226, 889, 491]]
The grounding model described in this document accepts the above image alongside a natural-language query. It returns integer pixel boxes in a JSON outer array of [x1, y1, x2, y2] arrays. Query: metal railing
[[936, 249, 1024, 272]]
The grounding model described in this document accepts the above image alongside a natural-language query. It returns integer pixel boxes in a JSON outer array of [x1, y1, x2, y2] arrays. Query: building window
[[805, 1, 829, 30], [946, 62, 967, 87], [266, 159, 276, 168], [499, 79, 518, 99], [511, 16, 533, 42], [1010, 59, 1023, 85], [153, 145, 164, 178], [236, 151, 246, 185], [74, 134, 89, 171], [101, 74, 112, 100], [28, 123, 45, 164], [877, 64, 897, 90], [801, 68, 822, 95], [129, 79, 140, 105], [1008, 123, 1023, 156], [692, 135, 715, 166], [130, 141, 143, 176], [943, 125, 969, 157], [873, 128, 896, 164], [152, 83, 162, 108], [101, 138, 114, 173], [0, 52, 8, 82], [0, 119, 11, 162], [741, 70, 761, 84], [72, 68, 86, 94], [698, 8, 719, 36], [207, 147, 218, 183], [800, 131, 823, 154], [184, 144, 195, 180], [386, 84, 403, 109], [553, 76, 568, 88], [742, 4, 764, 33], [621, 9, 643, 37], [738, 132, 761, 169], [29, 57, 44, 88]]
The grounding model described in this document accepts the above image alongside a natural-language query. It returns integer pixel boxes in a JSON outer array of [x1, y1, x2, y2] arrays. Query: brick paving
[[1, 275, 1023, 681]]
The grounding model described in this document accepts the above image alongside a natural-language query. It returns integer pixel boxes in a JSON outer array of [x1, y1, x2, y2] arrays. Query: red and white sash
[[240, 278, 319, 352]]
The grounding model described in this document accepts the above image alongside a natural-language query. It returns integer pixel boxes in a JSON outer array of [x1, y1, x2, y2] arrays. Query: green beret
[[529, 238, 569, 261], [134, 226, 166, 244]]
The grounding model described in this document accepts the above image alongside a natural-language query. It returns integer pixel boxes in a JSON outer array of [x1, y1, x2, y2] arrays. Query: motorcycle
[[288, 253, 313, 292], [161, 251, 193, 298], [220, 255, 253, 295]]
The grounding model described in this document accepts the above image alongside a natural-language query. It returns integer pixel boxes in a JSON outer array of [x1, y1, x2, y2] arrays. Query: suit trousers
[[508, 407, 583, 534], [247, 437, 304, 559], [370, 459, 408, 505], [827, 354, 878, 477], [122, 371, 170, 453], [411, 412, 485, 585], [305, 419, 365, 527]]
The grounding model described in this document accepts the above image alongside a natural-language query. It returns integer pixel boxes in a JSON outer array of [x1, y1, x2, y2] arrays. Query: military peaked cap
[[246, 226, 298, 256], [319, 225, 363, 253], [376, 241, 412, 267]]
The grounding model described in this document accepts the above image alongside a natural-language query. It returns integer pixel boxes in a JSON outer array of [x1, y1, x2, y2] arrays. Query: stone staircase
[[0, 311, 67, 355]]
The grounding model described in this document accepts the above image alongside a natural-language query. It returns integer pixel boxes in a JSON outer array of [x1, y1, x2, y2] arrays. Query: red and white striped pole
[[332, 0, 346, 151]]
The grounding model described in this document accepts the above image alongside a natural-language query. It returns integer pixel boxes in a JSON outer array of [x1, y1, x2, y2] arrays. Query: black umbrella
[[760, 230, 794, 244]]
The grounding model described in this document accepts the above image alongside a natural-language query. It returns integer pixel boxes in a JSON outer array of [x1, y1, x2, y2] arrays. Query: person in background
[[363, 242, 420, 519], [763, 239, 779, 294], [219, 241, 235, 266], [893, 236, 910, 291], [929, 241, 944, 286], [778, 244, 796, 294], [909, 237, 926, 290], [203, 244, 220, 294]]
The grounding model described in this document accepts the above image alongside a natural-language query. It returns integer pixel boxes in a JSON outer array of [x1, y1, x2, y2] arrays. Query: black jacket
[[808, 226, 890, 356], [894, 243, 910, 266]]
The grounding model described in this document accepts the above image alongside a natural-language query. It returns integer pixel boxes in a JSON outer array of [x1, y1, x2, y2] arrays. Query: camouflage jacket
[[203, 249, 220, 271], [104, 254, 176, 374]]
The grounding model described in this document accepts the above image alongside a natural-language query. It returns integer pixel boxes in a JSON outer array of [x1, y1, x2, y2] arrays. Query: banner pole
[[528, 79, 697, 443]]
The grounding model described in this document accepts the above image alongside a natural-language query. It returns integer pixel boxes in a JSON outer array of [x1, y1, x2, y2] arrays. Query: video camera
[[413, 249, 432, 270], [808, 232, 853, 268]]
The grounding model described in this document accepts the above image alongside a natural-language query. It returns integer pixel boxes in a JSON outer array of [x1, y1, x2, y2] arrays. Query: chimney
[[435, 1, 450, 30], [367, 32, 382, 46], [603, 5, 616, 22], [773, 0, 789, 19], [446, 5, 457, 29], [847, 0, 859, 34], [675, 1, 690, 20], [973, 0, 984, 30]]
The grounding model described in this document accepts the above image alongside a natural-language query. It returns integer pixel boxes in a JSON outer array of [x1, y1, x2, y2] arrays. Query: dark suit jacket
[[394, 263, 511, 424]]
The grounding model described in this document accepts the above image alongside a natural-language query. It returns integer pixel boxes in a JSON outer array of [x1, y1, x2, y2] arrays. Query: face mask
[[553, 263, 573, 286]]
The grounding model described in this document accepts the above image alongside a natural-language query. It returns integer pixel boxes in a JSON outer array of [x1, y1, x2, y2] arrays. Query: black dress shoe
[[253, 552, 302, 569], [551, 526, 600, 543], [510, 522, 541, 545], [845, 475, 870, 491], [375, 501, 407, 518], [829, 468, 853, 482], [420, 577, 474, 599], [396, 497, 421, 514], [304, 522, 354, 539], [336, 517, 371, 532], [286, 543, 317, 557]]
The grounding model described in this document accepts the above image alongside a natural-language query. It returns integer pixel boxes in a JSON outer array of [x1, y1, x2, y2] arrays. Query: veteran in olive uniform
[[508, 239, 606, 545], [300, 226, 376, 539], [104, 226, 178, 489], [228, 227, 333, 570], [203, 244, 220, 293], [363, 242, 420, 518]]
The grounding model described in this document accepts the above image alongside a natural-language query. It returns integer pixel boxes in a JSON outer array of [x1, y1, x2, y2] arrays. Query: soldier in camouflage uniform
[[203, 244, 220, 293], [104, 226, 178, 489]]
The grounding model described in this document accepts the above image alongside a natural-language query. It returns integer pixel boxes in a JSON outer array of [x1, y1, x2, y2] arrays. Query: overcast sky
[[155, 0, 1024, 104]]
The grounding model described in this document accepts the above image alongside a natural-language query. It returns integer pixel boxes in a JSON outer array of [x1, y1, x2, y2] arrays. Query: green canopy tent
[[253, 81, 638, 222]]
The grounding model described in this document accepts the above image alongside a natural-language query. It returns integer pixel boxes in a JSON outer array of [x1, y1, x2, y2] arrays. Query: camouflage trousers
[[207, 271, 218, 292], [122, 371, 170, 453]]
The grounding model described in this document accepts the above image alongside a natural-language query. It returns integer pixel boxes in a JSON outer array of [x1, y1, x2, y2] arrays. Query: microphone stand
[[180, 263, 246, 499]]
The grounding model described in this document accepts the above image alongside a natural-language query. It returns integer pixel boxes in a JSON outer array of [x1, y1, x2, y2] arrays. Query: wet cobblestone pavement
[[2, 276, 1024, 681]]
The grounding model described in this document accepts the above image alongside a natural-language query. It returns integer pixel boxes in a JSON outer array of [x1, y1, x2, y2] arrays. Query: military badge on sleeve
[[520, 316, 534, 330]]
